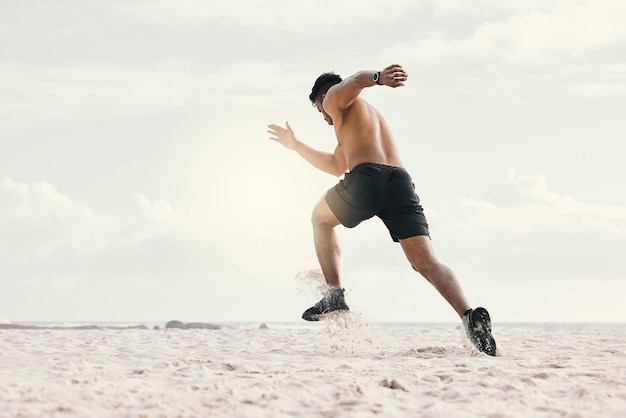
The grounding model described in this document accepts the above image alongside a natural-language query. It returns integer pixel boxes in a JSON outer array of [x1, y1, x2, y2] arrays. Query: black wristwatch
[[373, 71, 382, 85]]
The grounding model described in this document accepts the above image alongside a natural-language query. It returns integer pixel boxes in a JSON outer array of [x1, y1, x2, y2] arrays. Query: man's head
[[309, 72, 342, 104], [309, 72, 342, 125]]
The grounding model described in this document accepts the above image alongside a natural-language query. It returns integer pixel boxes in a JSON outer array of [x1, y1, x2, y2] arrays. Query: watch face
[[373, 72, 379, 82]]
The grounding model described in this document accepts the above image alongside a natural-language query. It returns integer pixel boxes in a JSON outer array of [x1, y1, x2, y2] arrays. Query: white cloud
[[0, 178, 116, 258], [460, 169, 626, 235], [427, 170, 626, 282], [130, 194, 182, 233], [426, 0, 541, 18], [417, 0, 626, 60], [0, 178, 204, 280], [471, 0, 626, 60], [0, 58, 310, 127], [382, 0, 626, 100], [0, 62, 209, 125], [114, 0, 424, 29]]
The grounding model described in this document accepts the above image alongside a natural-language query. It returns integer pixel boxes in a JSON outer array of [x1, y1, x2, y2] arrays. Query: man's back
[[324, 90, 403, 171]]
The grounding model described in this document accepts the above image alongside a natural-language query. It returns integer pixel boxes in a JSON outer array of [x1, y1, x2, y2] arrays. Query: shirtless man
[[268, 64, 496, 356]]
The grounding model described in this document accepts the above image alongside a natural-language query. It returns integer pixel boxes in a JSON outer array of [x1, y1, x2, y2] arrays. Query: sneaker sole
[[302, 308, 349, 322], [471, 307, 497, 356]]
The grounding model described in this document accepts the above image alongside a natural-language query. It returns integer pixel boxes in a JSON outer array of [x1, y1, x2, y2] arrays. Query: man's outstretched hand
[[267, 121, 297, 149], [380, 64, 408, 88]]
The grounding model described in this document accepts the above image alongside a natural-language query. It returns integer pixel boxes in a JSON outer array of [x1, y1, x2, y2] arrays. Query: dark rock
[[259, 323, 269, 329], [185, 322, 222, 330], [165, 320, 222, 330]]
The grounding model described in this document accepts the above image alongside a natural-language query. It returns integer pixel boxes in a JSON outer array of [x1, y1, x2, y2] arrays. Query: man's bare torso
[[326, 96, 403, 171]]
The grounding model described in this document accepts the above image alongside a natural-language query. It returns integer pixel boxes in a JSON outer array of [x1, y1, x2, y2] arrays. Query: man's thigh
[[312, 192, 341, 227]]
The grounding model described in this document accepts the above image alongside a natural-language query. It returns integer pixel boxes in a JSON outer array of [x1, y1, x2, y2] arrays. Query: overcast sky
[[1, 0, 625, 324]]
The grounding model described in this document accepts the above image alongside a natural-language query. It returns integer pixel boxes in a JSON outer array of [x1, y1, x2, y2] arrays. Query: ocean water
[[3, 320, 626, 333]]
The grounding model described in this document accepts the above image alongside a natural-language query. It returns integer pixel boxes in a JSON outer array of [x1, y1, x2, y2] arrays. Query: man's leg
[[301, 194, 349, 321], [311, 193, 342, 287], [399, 235, 471, 317]]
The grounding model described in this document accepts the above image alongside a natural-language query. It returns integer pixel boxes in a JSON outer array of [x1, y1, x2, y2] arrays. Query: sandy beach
[[1, 317, 625, 418]]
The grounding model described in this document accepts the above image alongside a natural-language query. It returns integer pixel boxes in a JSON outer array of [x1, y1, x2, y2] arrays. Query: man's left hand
[[381, 64, 408, 88]]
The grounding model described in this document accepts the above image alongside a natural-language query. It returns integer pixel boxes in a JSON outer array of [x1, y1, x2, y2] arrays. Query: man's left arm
[[327, 64, 408, 111]]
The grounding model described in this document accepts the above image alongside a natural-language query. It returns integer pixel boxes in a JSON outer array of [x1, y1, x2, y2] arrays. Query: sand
[[1, 318, 625, 417]]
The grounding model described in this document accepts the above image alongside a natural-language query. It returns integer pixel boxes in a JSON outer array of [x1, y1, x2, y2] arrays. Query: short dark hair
[[309, 72, 342, 104]]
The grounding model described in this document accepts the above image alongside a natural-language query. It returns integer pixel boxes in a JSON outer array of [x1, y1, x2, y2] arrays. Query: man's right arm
[[268, 122, 347, 176], [292, 141, 347, 176]]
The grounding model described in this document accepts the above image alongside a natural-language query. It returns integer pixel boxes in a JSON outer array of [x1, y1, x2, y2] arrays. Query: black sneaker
[[463, 307, 497, 356], [302, 288, 350, 321]]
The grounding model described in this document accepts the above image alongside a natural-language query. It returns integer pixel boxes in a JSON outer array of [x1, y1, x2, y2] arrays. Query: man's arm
[[325, 64, 408, 112], [267, 121, 347, 176]]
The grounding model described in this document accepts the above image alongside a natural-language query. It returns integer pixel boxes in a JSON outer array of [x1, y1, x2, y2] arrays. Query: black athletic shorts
[[325, 163, 430, 242]]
